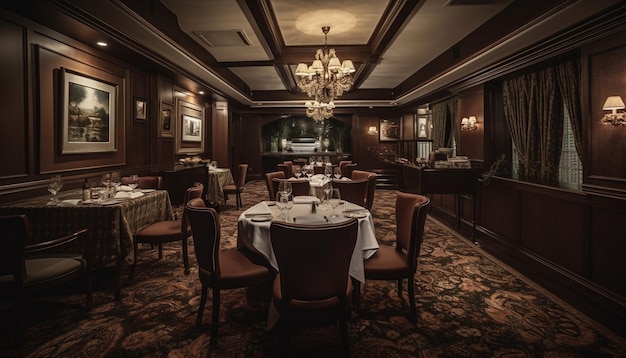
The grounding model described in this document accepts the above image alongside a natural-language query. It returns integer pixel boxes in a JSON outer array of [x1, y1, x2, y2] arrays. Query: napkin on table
[[58, 199, 81, 206], [244, 201, 272, 218], [115, 191, 144, 199], [293, 196, 320, 204], [118, 185, 133, 192]]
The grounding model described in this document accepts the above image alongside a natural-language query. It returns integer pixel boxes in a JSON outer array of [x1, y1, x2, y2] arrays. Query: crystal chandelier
[[295, 26, 355, 122]]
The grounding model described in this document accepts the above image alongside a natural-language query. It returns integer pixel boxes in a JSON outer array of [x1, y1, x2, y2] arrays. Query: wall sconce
[[601, 96, 625, 126], [367, 126, 378, 135], [461, 116, 477, 131]]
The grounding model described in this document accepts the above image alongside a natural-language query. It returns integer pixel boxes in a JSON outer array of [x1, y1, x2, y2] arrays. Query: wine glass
[[277, 181, 292, 198], [47, 175, 63, 205], [293, 166, 302, 179], [101, 173, 111, 190], [111, 172, 121, 192], [128, 174, 139, 192], [333, 166, 343, 179], [328, 188, 342, 218], [322, 181, 332, 208], [285, 194, 294, 221], [304, 165, 313, 178], [324, 165, 333, 181], [276, 192, 288, 221]]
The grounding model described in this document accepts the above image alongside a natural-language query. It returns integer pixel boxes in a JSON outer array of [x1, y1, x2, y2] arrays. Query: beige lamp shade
[[603, 96, 625, 114]]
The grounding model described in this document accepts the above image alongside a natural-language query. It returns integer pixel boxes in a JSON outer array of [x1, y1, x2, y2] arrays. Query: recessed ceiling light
[[198, 91, 205, 95], [96, 41, 108, 47]]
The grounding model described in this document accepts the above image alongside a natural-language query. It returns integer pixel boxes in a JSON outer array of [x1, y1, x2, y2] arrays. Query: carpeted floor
[[1, 180, 625, 357]]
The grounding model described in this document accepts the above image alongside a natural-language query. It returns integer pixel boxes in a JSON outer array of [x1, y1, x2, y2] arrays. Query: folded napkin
[[115, 191, 144, 199], [310, 174, 327, 182], [344, 202, 366, 213], [293, 196, 320, 204], [118, 185, 133, 192], [244, 201, 272, 218], [292, 215, 328, 225], [58, 199, 81, 206]]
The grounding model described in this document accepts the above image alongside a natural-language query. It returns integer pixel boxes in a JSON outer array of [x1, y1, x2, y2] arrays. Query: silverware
[[323, 216, 331, 224]]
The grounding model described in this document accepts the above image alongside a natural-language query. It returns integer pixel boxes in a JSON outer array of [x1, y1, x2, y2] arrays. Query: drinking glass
[[293, 166, 302, 178], [277, 181, 292, 197], [101, 173, 111, 190], [322, 181, 332, 208], [328, 188, 342, 218], [333, 166, 342, 179], [47, 175, 63, 205], [324, 165, 333, 181], [304, 165, 313, 178], [111, 171, 121, 192], [128, 174, 139, 192], [276, 192, 288, 221]]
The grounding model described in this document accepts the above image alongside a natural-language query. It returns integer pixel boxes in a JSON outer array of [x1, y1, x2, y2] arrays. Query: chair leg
[[158, 243, 163, 260], [210, 287, 221, 346], [130, 240, 138, 278], [397, 279, 403, 297], [196, 285, 208, 326], [182, 238, 190, 275], [237, 192, 242, 209], [408, 277, 417, 323], [339, 305, 350, 356]]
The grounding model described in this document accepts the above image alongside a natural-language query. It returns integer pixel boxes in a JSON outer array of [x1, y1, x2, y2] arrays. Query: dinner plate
[[141, 189, 156, 193], [251, 215, 272, 222], [344, 211, 368, 218]]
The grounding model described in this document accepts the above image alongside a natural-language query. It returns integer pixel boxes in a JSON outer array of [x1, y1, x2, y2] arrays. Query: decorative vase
[[323, 138, 330, 152]]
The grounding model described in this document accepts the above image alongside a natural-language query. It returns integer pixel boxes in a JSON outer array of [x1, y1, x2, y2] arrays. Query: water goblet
[[333, 166, 342, 179], [275, 192, 288, 221], [328, 188, 342, 218], [277, 181, 292, 197], [293, 166, 302, 178], [111, 171, 121, 192], [128, 174, 139, 192], [324, 165, 333, 181], [47, 175, 63, 205], [322, 181, 332, 208]]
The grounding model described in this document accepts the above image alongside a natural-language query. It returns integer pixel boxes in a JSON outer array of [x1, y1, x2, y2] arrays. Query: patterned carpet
[[1, 180, 625, 357]]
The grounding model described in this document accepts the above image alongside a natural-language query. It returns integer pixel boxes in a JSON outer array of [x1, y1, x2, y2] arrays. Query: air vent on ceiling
[[193, 30, 252, 47]]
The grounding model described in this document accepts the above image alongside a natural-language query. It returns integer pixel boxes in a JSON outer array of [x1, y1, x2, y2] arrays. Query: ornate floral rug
[[1, 180, 625, 357]]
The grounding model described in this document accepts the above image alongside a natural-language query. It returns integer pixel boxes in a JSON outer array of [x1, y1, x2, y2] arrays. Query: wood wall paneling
[[211, 103, 228, 168], [480, 181, 520, 244], [129, 71, 150, 167], [0, 18, 27, 179], [457, 89, 485, 161], [590, 206, 626, 297], [36, 41, 127, 173]]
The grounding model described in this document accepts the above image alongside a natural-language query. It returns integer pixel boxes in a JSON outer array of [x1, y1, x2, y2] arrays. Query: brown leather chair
[[292, 158, 308, 167], [0, 215, 92, 346], [331, 178, 369, 208], [351, 170, 377, 210], [353, 192, 430, 322], [265, 171, 285, 200], [186, 203, 271, 346], [338, 160, 352, 177], [272, 178, 311, 198], [222, 164, 248, 209], [132, 182, 204, 275], [270, 218, 359, 356], [121, 175, 162, 189]]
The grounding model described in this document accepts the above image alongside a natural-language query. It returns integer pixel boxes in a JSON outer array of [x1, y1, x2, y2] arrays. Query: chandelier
[[295, 26, 355, 122]]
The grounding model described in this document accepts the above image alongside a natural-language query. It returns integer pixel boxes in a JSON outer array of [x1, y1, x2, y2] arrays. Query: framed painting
[[182, 114, 202, 142], [60, 68, 117, 154], [134, 97, 147, 120], [417, 116, 429, 138], [379, 118, 400, 142], [160, 103, 173, 138]]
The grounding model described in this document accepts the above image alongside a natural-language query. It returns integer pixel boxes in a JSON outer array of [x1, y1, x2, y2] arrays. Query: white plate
[[141, 189, 156, 193], [344, 211, 368, 218], [251, 215, 272, 222]]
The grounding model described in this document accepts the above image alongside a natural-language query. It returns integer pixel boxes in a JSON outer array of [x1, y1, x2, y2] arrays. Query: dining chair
[[132, 182, 204, 275], [350, 170, 377, 210], [0, 214, 92, 347], [331, 178, 369, 207], [121, 175, 163, 189], [338, 160, 352, 177], [186, 203, 271, 347], [292, 158, 307, 167], [222, 163, 248, 209], [270, 218, 359, 356], [353, 192, 430, 322], [265, 171, 286, 200], [272, 178, 310, 198], [345, 163, 358, 178]]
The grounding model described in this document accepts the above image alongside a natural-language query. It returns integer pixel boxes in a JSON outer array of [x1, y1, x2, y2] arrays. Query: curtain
[[556, 60, 583, 161], [503, 65, 566, 182], [448, 98, 459, 153], [431, 101, 447, 150]]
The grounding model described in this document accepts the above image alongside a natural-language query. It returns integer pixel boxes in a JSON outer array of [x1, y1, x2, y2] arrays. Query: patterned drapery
[[556, 60, 583, 161], [503, 64, 568, 182], [431, 97, 458, 151]]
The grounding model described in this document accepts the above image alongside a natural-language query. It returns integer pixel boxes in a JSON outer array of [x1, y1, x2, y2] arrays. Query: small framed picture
[[417, 116, 429, 138], [134, 97, 147, 120], [182, 114, 202, 142], [160, 103, 173, 138], [379, 118, 401, 142]]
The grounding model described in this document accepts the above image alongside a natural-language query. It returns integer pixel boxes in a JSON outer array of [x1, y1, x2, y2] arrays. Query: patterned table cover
[[206, 168, 235, 204], [0, 189, 173, 268]]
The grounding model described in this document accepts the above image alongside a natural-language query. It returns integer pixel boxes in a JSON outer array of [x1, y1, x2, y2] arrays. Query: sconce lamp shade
[[603, 96, 625, 114], [367, 126, 378, 135]]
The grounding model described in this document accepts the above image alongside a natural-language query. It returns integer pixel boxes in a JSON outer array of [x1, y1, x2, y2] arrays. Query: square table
[[206, 167, 235, 204], [0, 188, 174, 299]]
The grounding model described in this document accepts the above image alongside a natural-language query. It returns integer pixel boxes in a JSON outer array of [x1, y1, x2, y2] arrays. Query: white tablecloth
[[237, 199, 378, 283]]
